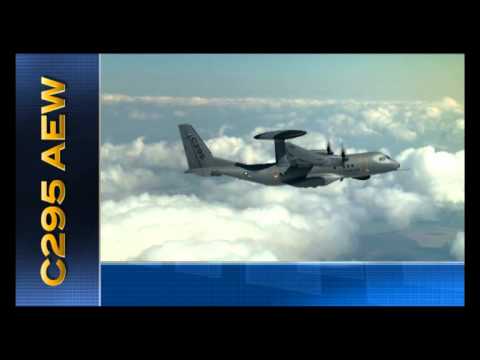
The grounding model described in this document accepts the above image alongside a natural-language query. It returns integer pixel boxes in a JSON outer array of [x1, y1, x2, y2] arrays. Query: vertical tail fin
[[178, 124, 214, 169]]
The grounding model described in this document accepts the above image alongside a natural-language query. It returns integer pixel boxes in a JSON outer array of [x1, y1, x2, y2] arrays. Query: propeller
[[340, 144, 348, 166], [326, 141, 348, 167], [326, 141, 333, 155]]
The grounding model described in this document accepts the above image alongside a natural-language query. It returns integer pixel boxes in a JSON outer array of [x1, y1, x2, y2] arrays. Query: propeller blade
[[340, 144, 348, 166], [327, 141, 333, 155]]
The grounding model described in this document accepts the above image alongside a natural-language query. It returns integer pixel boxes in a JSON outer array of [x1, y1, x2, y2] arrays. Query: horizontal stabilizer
[[254, 130, 306, 140]]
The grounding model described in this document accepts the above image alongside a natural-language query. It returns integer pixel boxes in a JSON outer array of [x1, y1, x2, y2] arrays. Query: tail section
[[178, 124, 215, 170]]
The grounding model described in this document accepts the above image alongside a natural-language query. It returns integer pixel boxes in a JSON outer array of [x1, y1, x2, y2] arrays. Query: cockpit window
[[385, 155, 391, 160]]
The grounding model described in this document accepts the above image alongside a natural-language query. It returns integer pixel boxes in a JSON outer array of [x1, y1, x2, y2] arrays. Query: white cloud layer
[[100, 96, 465, 261], [450, 231, 464, 261], [102, 94, 339, 108], [396, 147, 464, 205], [101, 191, 360, 262], [103, 95, 464, 151], [100, 136, 464, 261]]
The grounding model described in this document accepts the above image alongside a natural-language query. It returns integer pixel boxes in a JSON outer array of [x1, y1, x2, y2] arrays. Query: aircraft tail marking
[[178, 124, 214, 169]]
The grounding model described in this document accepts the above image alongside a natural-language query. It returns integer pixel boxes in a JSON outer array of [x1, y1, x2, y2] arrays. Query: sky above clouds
[[101, 54, 464, 102], [100, 54, 464, 262]]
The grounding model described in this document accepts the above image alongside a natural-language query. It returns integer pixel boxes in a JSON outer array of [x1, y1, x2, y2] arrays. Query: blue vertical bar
[[16, 54, 99, 306]]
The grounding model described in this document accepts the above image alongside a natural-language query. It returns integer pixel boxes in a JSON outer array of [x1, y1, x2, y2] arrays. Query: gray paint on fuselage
[[214, 152, 399, 187], [178, 124, 400, 188]]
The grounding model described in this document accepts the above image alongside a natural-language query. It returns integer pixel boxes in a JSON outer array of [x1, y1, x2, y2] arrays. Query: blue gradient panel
[[16, 54, 99, 306], [101, 263, 463, 306]]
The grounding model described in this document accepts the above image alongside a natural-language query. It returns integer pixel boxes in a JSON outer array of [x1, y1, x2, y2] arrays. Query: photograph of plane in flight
[[100, 54, 464, 263], [179, 124, 401, 187]]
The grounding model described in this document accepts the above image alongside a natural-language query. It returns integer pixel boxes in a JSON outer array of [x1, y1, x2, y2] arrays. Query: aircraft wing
[[287, 172, 342, 187], [285, 143, 331, 167]]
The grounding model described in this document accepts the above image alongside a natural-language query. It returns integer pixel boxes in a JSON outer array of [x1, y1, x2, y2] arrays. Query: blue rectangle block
[[101, 263, 464, 306]]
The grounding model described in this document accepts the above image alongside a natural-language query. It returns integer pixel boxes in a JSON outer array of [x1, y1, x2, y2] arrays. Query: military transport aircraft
[[178, 124, 401, 188]]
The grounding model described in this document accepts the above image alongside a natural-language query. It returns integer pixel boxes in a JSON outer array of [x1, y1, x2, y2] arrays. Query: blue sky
[[101, 54, 464, 102]]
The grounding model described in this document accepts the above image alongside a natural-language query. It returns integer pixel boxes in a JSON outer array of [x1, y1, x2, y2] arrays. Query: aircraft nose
[[393, 160, 400, 170]]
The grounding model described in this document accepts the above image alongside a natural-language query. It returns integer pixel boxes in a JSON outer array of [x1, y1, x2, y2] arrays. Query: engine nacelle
[[290, 174, 341, 188], [353, 175, 370, 180]]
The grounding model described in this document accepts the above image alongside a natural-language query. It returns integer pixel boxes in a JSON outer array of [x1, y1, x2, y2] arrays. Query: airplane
[[178, 124, 401, 188]]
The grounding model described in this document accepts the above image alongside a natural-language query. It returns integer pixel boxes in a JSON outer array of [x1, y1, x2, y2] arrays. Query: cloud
[[136, 240, 278, 262], [100, 143, 464, 261], [362, 106, 417, 141], [396, 146, 464, 205], [101, 191, 361, 262], [425, 106, 441, 119], [101, 134, 275, 176], [350, 187, 435, 229], [100, 134, 277, 201], [127, 110, 163, 120], [102, 95, 464, 152], [450, 231, 464, 261], [100, 137, 188, 200], [440, 97, 463, 112], [101, 164, 162, 200], [104, 94, 464, 114], [326, 113, 380, 137], [173, 110, 187, 117], [102, 94, 338, 108], [101, 129, 464, 261], [101, 137, 187, 170], [206, 136, 274, 164], [100, 146, 464, 261], [100, 96, 464, 261], [456, 118, 465, 131]]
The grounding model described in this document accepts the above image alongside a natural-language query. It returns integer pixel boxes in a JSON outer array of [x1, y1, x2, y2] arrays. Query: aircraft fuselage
[[201, 151, 399, 187], [179, 124, 400, 188]]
